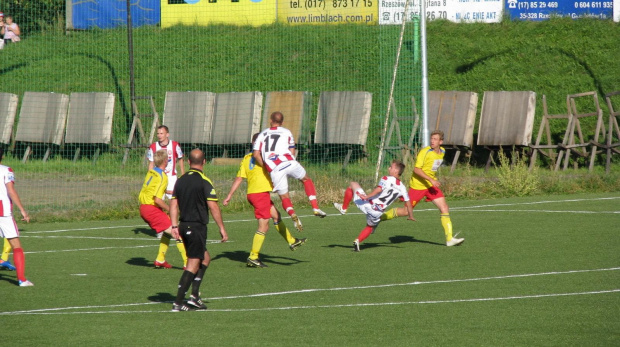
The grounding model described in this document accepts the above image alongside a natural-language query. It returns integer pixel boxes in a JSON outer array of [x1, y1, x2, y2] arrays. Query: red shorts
[[408, 187, 444, 208], [140, 204, 171, 233], [247, 192, 274, 220]]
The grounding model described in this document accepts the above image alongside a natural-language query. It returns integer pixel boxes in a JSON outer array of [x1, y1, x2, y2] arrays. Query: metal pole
[[421, 0, 429, 147], [126, 0, 135, 106]]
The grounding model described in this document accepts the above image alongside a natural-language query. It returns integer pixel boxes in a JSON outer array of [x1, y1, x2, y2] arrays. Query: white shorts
[[353, 188, 384, 227], [0, 216, 19, 239], [270, 161, 307, 195], [164, 175, 177, 199]]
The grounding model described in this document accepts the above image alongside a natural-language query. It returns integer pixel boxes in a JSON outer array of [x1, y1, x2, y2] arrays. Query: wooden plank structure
[[528, 94, 572, 170], [64, 92, 115, 164], [121, 96, 159, 167], [211, 92, 263, 151], [477, 91, 536, 171], [15, 92, 69, 163], [262, 91, 312, 146], [314, 91, 372, 168], [162, 91, 216, 146], [0, 93, 18, 148], [600, 91, 620, 173], [556, 91, 606, 171], [426, 91, 478, 172], [383, 96, 418, 165]]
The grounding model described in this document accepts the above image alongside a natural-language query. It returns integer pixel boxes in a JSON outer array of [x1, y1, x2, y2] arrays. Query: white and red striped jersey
[[0, 165, 15, 217], [253, 126, 296, 172], [367, 175, 410, 212], [146, 140, 183, 177]]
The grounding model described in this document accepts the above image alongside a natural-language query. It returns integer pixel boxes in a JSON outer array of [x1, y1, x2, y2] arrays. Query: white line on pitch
[[446, 209, 619, 214], [23, 240, 229, 254], [2, 289, 618, 316], [2, 267, 618, 315]]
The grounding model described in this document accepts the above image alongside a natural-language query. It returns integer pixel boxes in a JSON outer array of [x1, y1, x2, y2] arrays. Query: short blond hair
[[431, 130, 444, 140], [154, 149, 168, 168]]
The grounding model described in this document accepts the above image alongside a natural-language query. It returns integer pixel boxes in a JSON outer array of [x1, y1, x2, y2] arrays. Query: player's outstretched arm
[[414, 167, 440, 188], [6, 182, 29, 223], [223, 177, 244, 206], [207, 200, 228, 242], [404, 201, 415, 221], [169, 199, 180, 240]]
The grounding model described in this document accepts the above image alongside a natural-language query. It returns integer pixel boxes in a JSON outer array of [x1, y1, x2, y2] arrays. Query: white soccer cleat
[[19, 280, 34, 287], [313, 209, 327, 218], [333, 203, 347, 215], [291, 214, 303, 232], [353, 240, 360, 252], [446, 237, 465, 247]]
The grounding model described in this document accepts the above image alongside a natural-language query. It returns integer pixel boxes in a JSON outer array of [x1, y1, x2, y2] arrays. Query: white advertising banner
[[615, 0, 620, 21], [379, 0, 503, 24]]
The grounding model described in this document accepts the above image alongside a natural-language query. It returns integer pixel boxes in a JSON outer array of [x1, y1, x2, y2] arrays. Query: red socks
[[357, 226, 374, 243], [303, 179, 319, 209], [342, 188, 353, 210], [14, 247, 26, 282], [282, 198, 295, 216]]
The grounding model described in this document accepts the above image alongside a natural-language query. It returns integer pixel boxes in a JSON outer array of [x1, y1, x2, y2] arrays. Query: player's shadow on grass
[[132, 227, 157, 237], [389, 235, 444, 246], [126, 257, 153, 268], [325, 242, 398, 251], [212, 250, 306, 267], [147, 292, 176, 303], [0, 272, 18, 286]]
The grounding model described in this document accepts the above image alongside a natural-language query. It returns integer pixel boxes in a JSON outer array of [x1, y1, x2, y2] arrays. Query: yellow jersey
[[139, 167, 168, 205], [237, 153, 274, 194], [409, 146, 445, 190]]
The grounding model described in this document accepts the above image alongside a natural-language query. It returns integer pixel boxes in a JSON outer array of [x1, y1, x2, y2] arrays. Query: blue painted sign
[[506, 0, 614, 20], [71, 0, 160, 29]]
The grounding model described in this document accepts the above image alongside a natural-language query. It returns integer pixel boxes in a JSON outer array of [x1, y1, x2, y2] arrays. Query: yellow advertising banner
[[279, 0, 377, 25], [161, 0, 276, 28]]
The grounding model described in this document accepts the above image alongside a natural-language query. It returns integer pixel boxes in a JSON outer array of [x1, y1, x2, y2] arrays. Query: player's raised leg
[[0, 238, 15, 270]]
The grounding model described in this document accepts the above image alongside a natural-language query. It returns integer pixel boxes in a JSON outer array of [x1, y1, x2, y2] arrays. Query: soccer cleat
[[333, 203, 347, 215], [446, 237, 465, 247], [156, 231, 163, 239], [246, 257, 268, 268], [353, 240, 360, 252], [187, 295, 207, 310], [19, 280, 34, 287], [171, 303, 194, 312], [313, 208, 327, 218], [291, 214, 303, 232], [0, 260, 16, 271], [289, 238, 307, 251], [154, 260, 172, 269]]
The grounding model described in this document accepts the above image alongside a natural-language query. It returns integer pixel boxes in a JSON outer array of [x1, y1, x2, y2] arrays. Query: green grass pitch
[[1, 192, 619, 346]]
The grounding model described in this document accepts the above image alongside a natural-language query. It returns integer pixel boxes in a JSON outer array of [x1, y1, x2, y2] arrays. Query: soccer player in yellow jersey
[[381, 130, 464, 246], [139, 149, 187, 268], [223, 133, 306, 268]]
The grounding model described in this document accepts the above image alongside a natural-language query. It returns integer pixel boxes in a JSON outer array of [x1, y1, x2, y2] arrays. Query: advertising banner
[[161, 0, 275, 28], [70, 0, 160, 29], [379, 0, 503, 25], [505, 0, 614, 20], [279, 0, 378, 25]]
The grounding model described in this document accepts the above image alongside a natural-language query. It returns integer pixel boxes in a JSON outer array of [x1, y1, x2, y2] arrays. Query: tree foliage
[[1, 0, 65, 35]]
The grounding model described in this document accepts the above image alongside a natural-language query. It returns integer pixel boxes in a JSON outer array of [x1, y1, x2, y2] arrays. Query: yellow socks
[[250, 231, 266, 260], [1, 238, 11, 262], [176, 239, 187, 267], [275, 220, 295, 244], [440, 213, 453, 241], [380, 208, 398, 221], [156, 233, 171, 263]]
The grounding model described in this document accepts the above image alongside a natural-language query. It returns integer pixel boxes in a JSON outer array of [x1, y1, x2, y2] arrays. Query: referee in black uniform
[[170, 149, 228, 312]]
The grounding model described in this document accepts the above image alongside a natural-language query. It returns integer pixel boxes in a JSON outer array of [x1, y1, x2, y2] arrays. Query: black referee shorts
[[179, 222, 207, 259]]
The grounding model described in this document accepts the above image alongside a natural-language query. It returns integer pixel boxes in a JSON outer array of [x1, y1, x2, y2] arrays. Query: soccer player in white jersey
[[0, 149, 33, 285], [147, 125, 185, 200], [333, 160, 415, 252], [252, 111, 326, 232]]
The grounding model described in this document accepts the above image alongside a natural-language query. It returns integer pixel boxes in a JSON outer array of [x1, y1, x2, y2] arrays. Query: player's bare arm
[[207, 200, 228, 243], [363, 186, 383, 200], [404, 200, 415, 221], [414, 167, 440, 188], [153, 196, 169, 212], [223, 177, 244, 206], [252, 150, 265, 167], [177, 157, 185, 175], [6, 182, 29, 223], [169, 199, 180, 240]]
